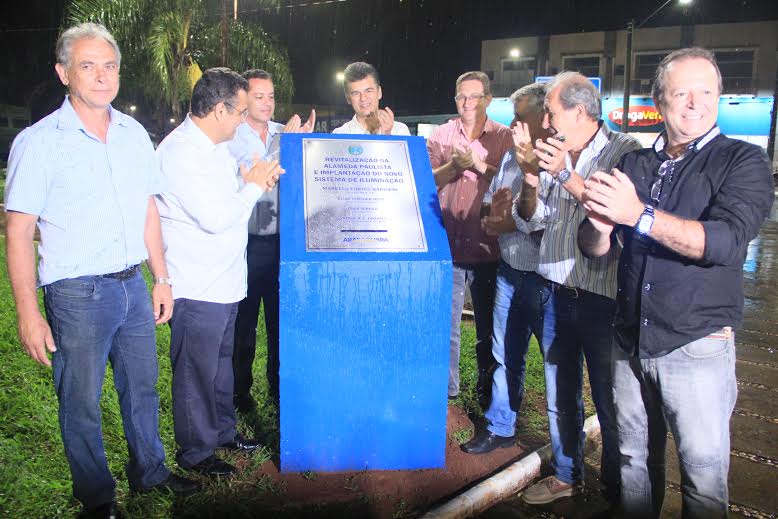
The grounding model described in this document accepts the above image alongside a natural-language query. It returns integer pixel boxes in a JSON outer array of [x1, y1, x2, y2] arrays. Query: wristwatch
[[557, 169, 572, 184], [635, 205, 655, 236], [154, 277, 173, 287]]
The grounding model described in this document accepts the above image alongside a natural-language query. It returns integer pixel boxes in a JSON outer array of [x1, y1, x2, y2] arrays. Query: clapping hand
[[512, 122, 541, 175], [534, 136, 569, 176], [482, 187, 516, 236], [241, 156, 285, 191]]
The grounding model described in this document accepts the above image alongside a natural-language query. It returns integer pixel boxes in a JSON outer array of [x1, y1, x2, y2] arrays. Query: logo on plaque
[[302, 138, 428, 252]]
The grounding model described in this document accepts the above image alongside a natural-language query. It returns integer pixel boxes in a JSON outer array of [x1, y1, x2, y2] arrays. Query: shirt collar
[[349, 114, 367, 132], [181, 113, 217, 151], [653, 125, 721, 157], [56, 95, 128, 131], [589, 121, 611, 154], [456, 116, 493, 139], [237, 120, 282, 139]]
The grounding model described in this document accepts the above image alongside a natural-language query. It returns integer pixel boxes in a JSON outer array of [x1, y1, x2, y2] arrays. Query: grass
[[0, 236, 277, 517], [0, 233, 593, 517]]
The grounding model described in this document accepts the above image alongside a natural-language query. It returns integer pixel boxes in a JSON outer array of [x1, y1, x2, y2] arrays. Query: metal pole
[[621, 20, 634, 133]]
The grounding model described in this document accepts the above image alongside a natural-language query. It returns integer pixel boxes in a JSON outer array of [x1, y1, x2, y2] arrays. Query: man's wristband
[[154, 277, 173, 287]]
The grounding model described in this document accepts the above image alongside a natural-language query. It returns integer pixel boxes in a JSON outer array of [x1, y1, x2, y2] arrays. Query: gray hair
[[509, 82, 547, 113], [546, 71, 601, 120], [652, 47, 723, 106], [455, 71, 491, 96], [56, 22, 121, 68]]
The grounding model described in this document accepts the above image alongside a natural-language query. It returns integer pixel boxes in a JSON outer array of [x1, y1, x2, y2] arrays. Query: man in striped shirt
[[514, 72, 641, 506]]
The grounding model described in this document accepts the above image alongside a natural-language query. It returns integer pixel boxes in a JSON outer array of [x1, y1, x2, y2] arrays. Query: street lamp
[[129, 105, 137, 113], [622, 0, 692, 132], [335, 71, 345, 82], [509, 48, 520, 58]]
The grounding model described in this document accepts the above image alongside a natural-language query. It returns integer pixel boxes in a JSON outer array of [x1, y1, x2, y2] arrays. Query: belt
[[541, 278, 583, 299], [100, 264, 140, 280]]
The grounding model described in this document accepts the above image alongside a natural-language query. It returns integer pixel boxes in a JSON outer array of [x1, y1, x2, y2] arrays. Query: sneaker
[[522, 476, 580, 504]]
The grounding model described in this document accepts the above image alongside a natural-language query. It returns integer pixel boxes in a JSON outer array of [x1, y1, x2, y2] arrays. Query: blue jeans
[[614, 328, 737, 519], [170, 299, 239, 468], [484, 262, 538, 437], [527, 273, 619, 496], [45, 271, 170, 508], [448, 262, 497, 397]]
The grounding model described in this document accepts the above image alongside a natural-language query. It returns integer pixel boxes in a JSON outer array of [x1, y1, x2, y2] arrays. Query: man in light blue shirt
[[4, 23, 198, 517], [461, 83, 549, 455], [227, 69, 314, 412], [156, 68, 283, 478]]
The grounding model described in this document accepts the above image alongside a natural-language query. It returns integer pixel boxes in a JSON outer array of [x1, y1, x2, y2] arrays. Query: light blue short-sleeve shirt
[[4, 96, 163, 286]]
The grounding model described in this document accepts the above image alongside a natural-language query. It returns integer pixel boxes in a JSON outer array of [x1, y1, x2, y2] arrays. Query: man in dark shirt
[[578, 47, 774, 518]]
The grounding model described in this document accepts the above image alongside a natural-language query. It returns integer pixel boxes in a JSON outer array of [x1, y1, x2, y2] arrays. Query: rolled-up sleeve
[[701, 145, 774, 266]]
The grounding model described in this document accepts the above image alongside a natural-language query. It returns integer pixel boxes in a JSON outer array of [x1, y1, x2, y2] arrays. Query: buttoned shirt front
[[614, 127, 774, 358], [156, 115, 263, 304], [427, 117, 513, 264], [227, 120, 284, 235], [5, 96, 162, 286], [332, 114, 411, 135], [486, 150, 541, 272], [528, 122, 641, 299]]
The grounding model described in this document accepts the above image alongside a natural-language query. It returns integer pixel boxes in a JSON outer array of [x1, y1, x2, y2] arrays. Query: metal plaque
[[302, 138, 428, 252]]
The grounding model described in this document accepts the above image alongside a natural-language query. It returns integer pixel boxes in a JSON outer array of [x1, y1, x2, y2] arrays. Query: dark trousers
[[449, 261, 498, 403], [233, 234, 280, 403], [169, 298, 238, 468]]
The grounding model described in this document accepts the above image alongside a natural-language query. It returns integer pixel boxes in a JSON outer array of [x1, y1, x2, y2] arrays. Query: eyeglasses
[[224, 101, 248, 119], [650, 159, 675, 204], [454, 93, 486, 104]]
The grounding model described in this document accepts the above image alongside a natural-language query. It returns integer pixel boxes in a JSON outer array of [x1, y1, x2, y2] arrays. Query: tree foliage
[[65, 0, 293, 119]]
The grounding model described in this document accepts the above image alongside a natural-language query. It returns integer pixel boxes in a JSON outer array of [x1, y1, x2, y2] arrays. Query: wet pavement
[[477, 198, 778, 519]]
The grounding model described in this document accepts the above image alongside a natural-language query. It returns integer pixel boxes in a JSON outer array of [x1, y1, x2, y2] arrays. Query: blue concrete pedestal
[[278, 133, 452, 472]]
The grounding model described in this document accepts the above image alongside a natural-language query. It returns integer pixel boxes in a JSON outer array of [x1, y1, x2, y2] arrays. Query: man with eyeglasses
[[228, 69, 315, 414], [579, 47, 774, 518], [514, 72, 640, 506], [427, 71, 513, 406], [156, 68, 283, 477], [333, 61, 410, 135]]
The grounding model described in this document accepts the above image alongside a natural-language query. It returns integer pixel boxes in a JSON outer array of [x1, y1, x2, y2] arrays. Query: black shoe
[[460, 429, 515, 454], [234, 394, 257, 413], [78, 501, 122, 519], [220, 433, 261, 452], [187, 455, 236, 477], [137, 473, 202, 496]]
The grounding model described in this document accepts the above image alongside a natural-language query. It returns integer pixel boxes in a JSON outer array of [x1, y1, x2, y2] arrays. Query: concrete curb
[[422, 414, 602, 519]]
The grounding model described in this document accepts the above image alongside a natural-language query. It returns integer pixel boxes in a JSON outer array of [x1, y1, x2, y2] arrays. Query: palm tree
[[65, 0, 293, 121]]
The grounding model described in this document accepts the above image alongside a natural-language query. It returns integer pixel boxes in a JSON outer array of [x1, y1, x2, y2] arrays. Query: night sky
[[2, 0, 777, 118]]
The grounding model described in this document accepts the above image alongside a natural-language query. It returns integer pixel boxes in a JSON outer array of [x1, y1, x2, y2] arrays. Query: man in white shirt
[[156, 67, 283, 477], [332, 61, 410, 135]]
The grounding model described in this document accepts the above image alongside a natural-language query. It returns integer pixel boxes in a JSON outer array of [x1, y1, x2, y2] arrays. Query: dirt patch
[[204, 405, 531, 518]]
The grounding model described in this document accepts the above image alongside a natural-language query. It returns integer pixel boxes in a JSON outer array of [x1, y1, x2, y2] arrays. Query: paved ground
[[476, 199, 778, 519]]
